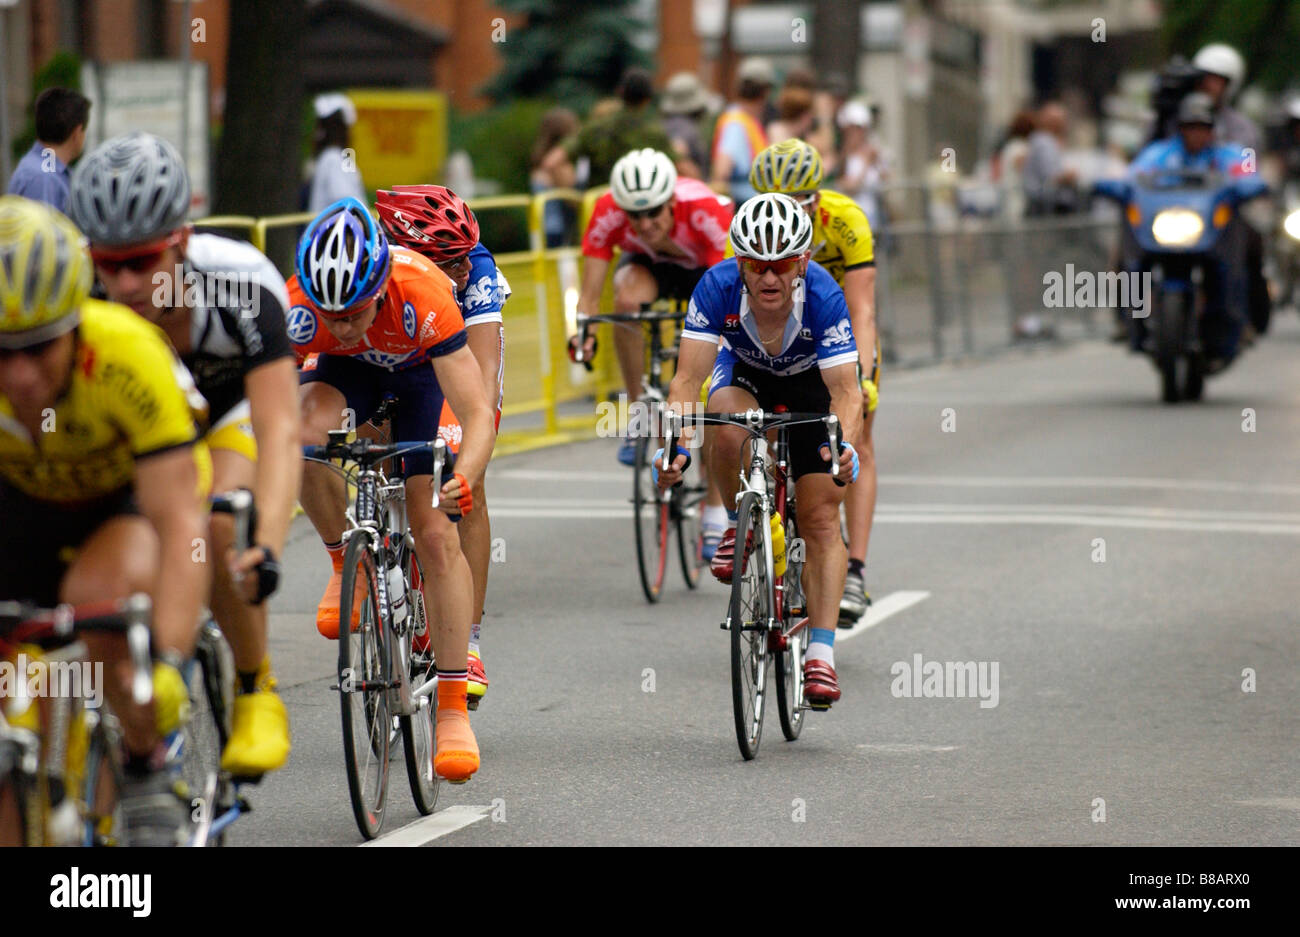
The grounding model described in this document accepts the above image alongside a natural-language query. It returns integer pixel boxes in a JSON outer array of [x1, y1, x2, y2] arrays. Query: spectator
[[836, 100, 889, 234], [6, 88, 91, 214], [993, 109, 1036, 219], [710, 57, 775, 204], [307, 93, 366, 213], [559, 68, 675, 189], [766, 87, 815, 144], [660, 72, 715, 180], [1022, 101, 1079, 216], [530, 107, 581, 247]]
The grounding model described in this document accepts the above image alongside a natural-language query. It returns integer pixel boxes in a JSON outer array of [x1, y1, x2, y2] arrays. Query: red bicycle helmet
[[375, 184, 480, 263]]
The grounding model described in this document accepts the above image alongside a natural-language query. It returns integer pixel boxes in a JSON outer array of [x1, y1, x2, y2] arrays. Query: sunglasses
[[0, 336, 61, 361], [626, 203, 668, 221], [793, 192, 818, 208], [90, 232, 183, 275], [738, 256, 804, 277], [436, 253, 471, 270]]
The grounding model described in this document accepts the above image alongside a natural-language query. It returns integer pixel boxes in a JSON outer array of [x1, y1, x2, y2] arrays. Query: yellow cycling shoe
[[153, 660, 191, 736], [220, 660, 291, 776]]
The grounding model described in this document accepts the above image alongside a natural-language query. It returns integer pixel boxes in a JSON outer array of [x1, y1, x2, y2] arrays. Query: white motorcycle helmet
[[1192, 43, 1245, 99]]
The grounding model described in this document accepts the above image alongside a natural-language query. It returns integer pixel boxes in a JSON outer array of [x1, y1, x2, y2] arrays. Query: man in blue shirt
[[657, 193, 861, 708], [5, 88, 91, 214], [1130, 93, 1251, 177]]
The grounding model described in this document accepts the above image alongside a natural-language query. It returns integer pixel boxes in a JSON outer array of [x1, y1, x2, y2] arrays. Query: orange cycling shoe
[[433, 680, 480, 783], [316, 546, 365, 639]]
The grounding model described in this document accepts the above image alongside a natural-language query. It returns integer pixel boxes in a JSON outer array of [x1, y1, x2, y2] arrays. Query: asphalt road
[[236, 319, 1300, 846]]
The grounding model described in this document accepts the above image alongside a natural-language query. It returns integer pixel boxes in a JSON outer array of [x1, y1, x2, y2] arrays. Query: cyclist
[[657, 193, 862, 707], [0, 195, 211, 844], [289, 197, 495, 782], [566, 148, 733, 467], [375, 184, 508, 709], [68, 131, 298, 778], [749, 139, 879, 626]]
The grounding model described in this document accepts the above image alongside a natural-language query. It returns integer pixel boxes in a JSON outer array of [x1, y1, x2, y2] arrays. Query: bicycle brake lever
[[431, 438, 447, 508], [825, 414, 842, 482]]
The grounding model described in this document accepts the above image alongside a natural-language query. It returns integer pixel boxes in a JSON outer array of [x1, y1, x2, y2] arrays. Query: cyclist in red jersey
[[289, 198, 495, 783], [567, 148, 733, 465]]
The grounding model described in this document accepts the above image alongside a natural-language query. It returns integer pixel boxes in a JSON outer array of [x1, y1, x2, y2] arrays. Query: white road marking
[[876, 512, 1300, 536], [837, 590, 930, 642], [1234, 798, 1300, 813], [492, 469, 630, 482], [359, 804, 492, 847], [855, 742, 959, 753]]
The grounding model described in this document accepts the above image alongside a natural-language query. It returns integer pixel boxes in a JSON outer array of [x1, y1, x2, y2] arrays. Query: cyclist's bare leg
[[704, 385, 759, 509], [457, 478, 490, 622], [611, 263, 657, 401], [208, 448, 264, 672], [843, 408, 877, 565], [299, 382, 351, 544], [794, 474, 849, 633], [61, 516, 161, 759], [406, 478, 472, 672]]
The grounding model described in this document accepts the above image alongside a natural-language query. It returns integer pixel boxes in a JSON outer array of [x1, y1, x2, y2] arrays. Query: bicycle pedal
[[804, 701, 832, 712], [447, 778, 470, 785], [230, 773, 264, 787], [466, 697, 481, 712]]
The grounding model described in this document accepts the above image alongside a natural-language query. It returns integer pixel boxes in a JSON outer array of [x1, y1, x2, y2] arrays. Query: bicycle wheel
[[179, 622, 231, 844], [82, 714, 125, 846], [729, 492, 772, 760], [399, 546, 439, 816], [774, 503, 806, 741], [676, 482, 705, 589], [338, 532, 391, 840], [632, 432, 670, 602]]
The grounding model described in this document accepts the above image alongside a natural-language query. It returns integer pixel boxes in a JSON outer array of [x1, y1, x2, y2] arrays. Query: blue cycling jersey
[[681, 259, 857, 376], [456, 243, 511, 327]]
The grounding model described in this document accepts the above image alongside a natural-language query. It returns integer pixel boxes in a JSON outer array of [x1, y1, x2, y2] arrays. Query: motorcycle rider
[[1127, 93, 1256, 371]]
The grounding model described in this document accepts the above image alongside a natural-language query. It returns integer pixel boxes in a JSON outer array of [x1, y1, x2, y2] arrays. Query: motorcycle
[[1095, 169, 1268, 403], [1273, 178, 1300, 310]]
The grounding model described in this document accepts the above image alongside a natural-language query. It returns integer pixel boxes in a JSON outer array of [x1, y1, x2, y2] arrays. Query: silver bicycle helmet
[[609, 148, 677, 212], [69, 131, 191, 247], [729, 192, 813, 260]]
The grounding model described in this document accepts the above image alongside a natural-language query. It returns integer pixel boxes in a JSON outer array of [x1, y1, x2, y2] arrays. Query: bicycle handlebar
[[302, 437, 457, 509]]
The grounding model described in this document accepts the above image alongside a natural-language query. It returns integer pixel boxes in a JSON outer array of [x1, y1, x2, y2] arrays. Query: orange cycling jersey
[[286, 247, 468, 370]]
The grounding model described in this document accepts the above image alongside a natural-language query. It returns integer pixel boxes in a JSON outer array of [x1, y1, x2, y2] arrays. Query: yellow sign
[[347, 89, 447, 194]]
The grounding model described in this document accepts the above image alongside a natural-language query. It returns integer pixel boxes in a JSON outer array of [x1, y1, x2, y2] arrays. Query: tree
[[214, 0, 307, 215], [1164, 0, 1300, 93], [481, 0, 651, 111]]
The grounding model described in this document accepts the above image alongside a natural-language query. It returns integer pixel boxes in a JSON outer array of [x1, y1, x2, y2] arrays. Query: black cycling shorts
[[0, 483, 137, 607], [615, 253, 707, 303], [707, 348, 835, 481]]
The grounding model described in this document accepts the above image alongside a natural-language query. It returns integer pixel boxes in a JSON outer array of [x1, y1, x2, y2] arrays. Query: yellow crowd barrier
[[194, 188, 633, 457]]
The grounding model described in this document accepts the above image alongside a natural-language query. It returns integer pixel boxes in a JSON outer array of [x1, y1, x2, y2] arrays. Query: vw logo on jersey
[[286, 305, 317, 345], [799, 327, 813, 341], [402, 302, 418, 339]]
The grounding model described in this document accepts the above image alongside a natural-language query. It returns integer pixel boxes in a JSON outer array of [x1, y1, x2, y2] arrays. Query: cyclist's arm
[[432, 345, 496, 492], [666, 335, 719, 451], [135, 446, 209, 659], [843, 265, 878, 382], [821, 361, 863, 454], [244, 357, 302, 559], [466, 323, 503, 413], [575, 254, 611, 328]]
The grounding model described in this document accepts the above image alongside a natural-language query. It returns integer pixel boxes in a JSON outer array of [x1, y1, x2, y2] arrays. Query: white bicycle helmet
[[729, 193, 813, 261], [69, 132, 191, 247], [1192, 43, 1245, 98], [609, 148, 677, 212]]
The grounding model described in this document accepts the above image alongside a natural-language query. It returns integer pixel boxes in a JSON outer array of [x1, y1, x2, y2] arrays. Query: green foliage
[[1163, 0, 1300, 92], [12, 51, 84, 162], [481, 0, 651, 111]]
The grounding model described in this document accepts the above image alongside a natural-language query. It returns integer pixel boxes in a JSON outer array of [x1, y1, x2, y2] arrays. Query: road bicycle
[[0, 594, 153, 845], [576, 300, 706, 602], [673, 409, 845, 760], [304, 397, 449, 840]]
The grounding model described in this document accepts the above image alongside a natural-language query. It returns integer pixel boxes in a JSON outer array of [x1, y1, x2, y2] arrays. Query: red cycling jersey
[[286, 247, 467, 370], [581, 177, 733, 269]]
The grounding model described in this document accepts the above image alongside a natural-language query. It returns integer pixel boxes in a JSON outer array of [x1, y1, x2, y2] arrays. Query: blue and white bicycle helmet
[[296, 197, 391, 315]]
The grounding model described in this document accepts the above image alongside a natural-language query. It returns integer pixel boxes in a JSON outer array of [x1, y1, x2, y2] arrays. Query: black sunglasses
[[626, 203, 668, 221], [0, 337, 61, 361]]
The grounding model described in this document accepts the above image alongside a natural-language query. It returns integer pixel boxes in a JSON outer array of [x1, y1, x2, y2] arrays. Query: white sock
[[469, 622, 481, 657], [702, 504, 727, 530], [806, 627, 836, 667]]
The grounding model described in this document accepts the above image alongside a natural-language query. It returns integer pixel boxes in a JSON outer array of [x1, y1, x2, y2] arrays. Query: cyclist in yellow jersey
[[748, 140, 880, 623], [0, 196, 211, 845]]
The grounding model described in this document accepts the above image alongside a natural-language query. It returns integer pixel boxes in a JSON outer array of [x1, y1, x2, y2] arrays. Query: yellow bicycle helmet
[[750, 139, 824, 195], [0, 195, 92, 348]]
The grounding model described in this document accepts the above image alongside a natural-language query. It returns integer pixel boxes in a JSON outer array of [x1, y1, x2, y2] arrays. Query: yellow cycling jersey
[[0, 299, 210, 504], [725, 189, 874, 287]]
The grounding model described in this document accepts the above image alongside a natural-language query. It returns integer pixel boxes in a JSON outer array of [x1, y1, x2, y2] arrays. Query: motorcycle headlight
[[1151, 209, 1204, 247], [1284, 209, 1300, 241]]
